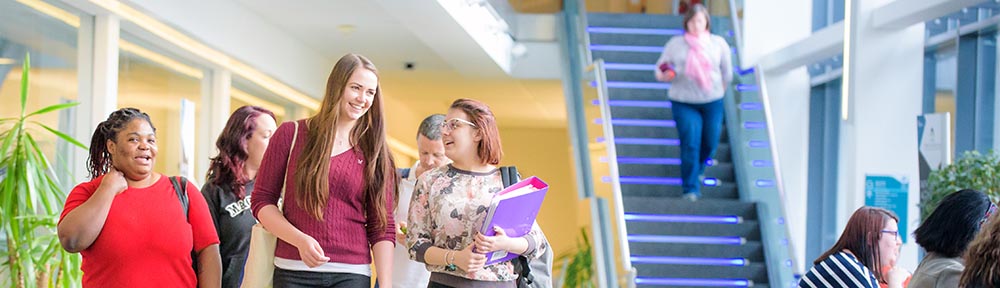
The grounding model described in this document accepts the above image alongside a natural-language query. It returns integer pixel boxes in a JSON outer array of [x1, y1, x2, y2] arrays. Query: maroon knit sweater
[[251, 120, 395, 264]]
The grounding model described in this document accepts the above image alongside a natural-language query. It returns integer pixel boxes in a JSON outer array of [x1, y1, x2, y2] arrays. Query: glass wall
[[924, 1, 1000, 155], [118, 32, 205, 179], [0, 0, 82, 183], [232, 77, 291, 124]]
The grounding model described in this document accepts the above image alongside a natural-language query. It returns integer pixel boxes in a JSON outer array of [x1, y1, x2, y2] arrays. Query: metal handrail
[[591, 59, 636, 287], [755, 64, 800, 277]]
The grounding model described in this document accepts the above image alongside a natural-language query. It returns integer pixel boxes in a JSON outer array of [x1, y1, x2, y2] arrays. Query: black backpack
[[168, 176, 198, 272], [499, 167, 553, 288]]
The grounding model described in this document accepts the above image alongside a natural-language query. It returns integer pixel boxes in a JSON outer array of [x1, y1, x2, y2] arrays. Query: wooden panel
[[508, 0, 563, 13]]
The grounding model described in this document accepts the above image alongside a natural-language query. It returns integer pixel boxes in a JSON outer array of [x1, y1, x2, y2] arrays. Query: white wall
[[125, 0, 332, 98], [840, 0, 924, 271], [743, 0, 812, 273]]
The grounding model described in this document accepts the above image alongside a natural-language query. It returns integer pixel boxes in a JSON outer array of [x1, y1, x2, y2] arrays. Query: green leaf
[[20, 53, 30, 118], [32, 121, 87, 149], [25, 102, 79, 118]]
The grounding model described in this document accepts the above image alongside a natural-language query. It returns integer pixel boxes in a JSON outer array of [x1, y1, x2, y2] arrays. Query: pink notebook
[[478, 176, 549, 266]]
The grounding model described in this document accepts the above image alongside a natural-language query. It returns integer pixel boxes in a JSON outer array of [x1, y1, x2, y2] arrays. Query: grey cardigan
[[908, 252, 963, 288], [654, 34, 733, 104]]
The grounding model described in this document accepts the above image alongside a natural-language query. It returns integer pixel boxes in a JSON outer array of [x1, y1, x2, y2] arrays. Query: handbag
[[241, 121, 298, 288]]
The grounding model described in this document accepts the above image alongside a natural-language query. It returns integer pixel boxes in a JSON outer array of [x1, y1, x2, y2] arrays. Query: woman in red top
[[58, 107, 222, 287], [251, 53, 396, 287]]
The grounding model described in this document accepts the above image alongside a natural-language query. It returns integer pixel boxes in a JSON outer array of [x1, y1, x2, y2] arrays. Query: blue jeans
[[272, 267, 370, 288], [671, 99, 725, 196]]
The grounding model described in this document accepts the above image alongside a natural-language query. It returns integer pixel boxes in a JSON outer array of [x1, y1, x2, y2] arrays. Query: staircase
[[587, 13, 770, 287]]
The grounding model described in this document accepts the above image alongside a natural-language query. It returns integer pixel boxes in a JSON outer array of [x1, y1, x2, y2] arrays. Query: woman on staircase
[[654, 3, 732, 201]]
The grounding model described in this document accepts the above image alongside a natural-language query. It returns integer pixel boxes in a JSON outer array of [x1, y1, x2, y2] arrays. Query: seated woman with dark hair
[[798, 206, 909, 288], [909, 189, 994, 287]]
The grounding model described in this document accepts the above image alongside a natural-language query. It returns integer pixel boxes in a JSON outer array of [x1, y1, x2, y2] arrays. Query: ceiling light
[[337, 24, 356, 34], [0, 58, 15, 65]]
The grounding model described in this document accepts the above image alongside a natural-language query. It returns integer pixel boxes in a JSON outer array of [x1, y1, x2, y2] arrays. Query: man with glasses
[[388, 114, 451, 288]]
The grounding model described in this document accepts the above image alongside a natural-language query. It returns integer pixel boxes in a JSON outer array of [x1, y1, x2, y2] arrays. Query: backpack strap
[[169, 176, 189, 221], [398, 167, 411, 180], [499, 166, 520, 188]]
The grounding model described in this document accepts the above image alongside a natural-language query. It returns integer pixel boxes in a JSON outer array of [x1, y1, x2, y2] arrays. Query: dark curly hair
[[87, 108, 155, 179]]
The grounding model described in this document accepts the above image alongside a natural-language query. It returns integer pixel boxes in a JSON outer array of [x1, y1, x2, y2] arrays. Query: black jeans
[[272, 267, 370, 288]]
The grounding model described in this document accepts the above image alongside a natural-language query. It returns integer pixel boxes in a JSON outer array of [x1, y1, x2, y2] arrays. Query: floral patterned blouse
[[406, 164, 547, 282]]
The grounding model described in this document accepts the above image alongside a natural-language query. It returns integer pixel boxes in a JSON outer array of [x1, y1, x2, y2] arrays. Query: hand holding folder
[[476, 176, 548, 266]]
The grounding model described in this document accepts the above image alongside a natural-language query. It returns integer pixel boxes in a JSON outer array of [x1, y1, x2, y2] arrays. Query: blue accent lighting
[[635, 277, 751, 287], [589, 45, 662, 53], [623, 213, 741, 224], [628, 235, 745, 245], [630, 255, 747, 266]]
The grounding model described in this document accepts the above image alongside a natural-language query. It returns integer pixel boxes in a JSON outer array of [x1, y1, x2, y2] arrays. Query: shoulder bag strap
[[279, 120, 299, 212]]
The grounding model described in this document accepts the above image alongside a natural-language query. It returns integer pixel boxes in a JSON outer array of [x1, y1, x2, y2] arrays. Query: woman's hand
[[474, 226, 511, 253], [293, 234, 330, 268], [886, 266, 911, 288], [654, 63, 676, 82], [396, 221, 408, 244], [455, 244, 486, 273], [97, 168, 128, 196]]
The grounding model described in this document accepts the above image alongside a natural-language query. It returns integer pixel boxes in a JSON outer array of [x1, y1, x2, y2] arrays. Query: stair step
[[589, 32, 674, 47], [623, 197, 758, 219], [607, 87, 675, 100], [615, 142, 733, 162], [620, 183, 739, 199], [634, 276, 756, 288], [629, 241, 766, 261], [635, 262, 768, 284], [593, 50, 661, 64], [618, 163, 736, 182], [587, 13, 685, 29], [626, 221, 761, 240], [606, 69, 660, 83], [624, 213, 742, 224]]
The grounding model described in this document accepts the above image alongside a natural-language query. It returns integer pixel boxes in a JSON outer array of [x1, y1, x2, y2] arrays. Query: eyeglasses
[[981, 202, 998, 228], [440, 118, 477, 131], [880, 230, 899, 240]]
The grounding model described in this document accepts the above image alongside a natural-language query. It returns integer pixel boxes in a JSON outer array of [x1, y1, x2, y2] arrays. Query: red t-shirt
[[59, 174, 220, 287]]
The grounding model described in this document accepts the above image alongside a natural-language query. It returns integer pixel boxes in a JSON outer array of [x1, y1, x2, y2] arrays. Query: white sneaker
[[682, 193, 699, 202]]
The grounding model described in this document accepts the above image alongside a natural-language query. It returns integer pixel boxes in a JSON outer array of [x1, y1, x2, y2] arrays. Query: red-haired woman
[[798, 206, 910, 288], [406, 98, 548, 287], [202, 105, 277, 288], [250, 54, 396, 287]]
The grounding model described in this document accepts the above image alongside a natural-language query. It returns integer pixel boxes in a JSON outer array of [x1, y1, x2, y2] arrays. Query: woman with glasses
[[909, 189, 994, 288], [405, 98, 548, 287], [798, 206, 909, 288]]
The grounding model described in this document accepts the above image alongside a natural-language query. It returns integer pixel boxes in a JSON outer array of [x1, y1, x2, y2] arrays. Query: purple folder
[[478, 176, 549, 266]]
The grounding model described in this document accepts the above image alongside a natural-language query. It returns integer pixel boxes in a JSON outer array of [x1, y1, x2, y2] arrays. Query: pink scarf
[[684, 32, 713, 92]]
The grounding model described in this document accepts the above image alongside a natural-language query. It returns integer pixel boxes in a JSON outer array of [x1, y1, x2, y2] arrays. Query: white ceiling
[[235, 0, 568, 130]]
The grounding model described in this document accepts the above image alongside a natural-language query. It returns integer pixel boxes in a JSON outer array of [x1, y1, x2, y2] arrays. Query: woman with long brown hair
[[250, 54, 396, 287], [798, 206, 909, 288]]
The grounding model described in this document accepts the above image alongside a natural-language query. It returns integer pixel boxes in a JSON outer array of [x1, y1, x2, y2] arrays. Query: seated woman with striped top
[[799, 206, 909, 288]]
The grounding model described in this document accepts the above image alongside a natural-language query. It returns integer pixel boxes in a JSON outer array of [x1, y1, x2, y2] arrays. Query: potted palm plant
[[0, 53, 85, 287], [555, 228, 595, 288]]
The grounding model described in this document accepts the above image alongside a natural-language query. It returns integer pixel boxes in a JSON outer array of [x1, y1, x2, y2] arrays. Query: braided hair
[[87, 108, 155, 179]]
